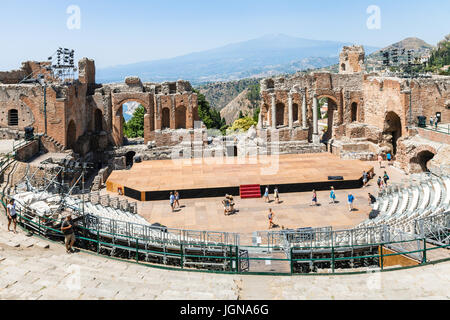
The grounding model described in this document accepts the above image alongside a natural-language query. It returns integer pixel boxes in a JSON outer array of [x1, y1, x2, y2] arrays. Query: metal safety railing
[[1, 194, 449, 275]]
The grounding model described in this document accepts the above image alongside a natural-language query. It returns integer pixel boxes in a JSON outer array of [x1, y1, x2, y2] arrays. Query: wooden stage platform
[[106, 153, 374, 201]]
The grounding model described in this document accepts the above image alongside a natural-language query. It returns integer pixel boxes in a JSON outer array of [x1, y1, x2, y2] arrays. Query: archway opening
[[67, 120, 77, 150], [8, 109, 18, 126], [351, 102, 358, 122], [384, 112, 402, 155], [276, 103, 285, 127], [417, 150, 435, 172], [175, 105, 187, 129], [293, 103, 299, 123], [94, 109, 103, 133], [122, 101, 145, 138], [162, 108, 170, 129], [318, 97, 337, 142], [125, 151, 136, 168]]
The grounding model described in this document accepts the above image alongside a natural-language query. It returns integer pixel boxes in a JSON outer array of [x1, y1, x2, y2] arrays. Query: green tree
[[194, 89, 225, 129], [227, 117, 257, 134], [238, 110, 244, 119], [123, 105, 145, 138]]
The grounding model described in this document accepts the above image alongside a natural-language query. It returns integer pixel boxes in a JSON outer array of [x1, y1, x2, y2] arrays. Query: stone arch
[[161, 107, 170, 129], [266, 79, 275, 89], [112, 96, 151, 146], [66, 120, 77, 150], [317, 95, 338, 141], [276, 103, 285, 127], [408, 145, 437, 173], [351, 102, 358, 122], [94, 108, 103, 132], [417, 150, 435, 172], [175, 105, 187, 129], [383, 111, 402, 155], [8, 109, 18, 126]]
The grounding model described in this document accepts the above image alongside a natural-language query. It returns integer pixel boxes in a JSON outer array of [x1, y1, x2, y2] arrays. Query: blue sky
[[0, 0, 448, 70]]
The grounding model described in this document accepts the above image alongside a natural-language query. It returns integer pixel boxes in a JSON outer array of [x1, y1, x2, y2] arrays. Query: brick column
[[312, 94, 320, 144], [302, 90, 307, 129], [288, 92, 293, 129]]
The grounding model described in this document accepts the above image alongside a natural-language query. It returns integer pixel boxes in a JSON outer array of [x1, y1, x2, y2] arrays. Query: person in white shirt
[[7, 199, 17, 234]]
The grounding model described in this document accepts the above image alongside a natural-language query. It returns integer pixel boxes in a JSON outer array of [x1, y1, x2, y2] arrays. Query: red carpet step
[[240, 184, 261, 199]]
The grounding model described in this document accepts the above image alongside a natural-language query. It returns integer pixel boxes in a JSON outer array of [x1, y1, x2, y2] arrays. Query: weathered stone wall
[[0, 59, 200, 151], [14, 139, 39, 161], [339, 45, 365, 74], [416, 127, 450, 144]]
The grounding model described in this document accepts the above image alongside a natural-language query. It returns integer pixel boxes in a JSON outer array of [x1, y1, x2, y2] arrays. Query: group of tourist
[[429, 116, 440, 130], [222, 194, 236, 215], [263, 186, 280, 204], [169, 191, 181, 212], [376, 171, 390, 191]]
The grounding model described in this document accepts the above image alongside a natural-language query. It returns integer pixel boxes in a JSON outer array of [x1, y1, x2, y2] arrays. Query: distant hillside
[[420, 34, 450, 75], [196, 78, 261, 111], [96, 34, 378, 84], [320, 37, 434, 73], [365, 37, 434, 71]]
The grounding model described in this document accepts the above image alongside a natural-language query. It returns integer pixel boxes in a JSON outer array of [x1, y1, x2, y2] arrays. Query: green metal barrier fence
[[1, 196, 448, 276]]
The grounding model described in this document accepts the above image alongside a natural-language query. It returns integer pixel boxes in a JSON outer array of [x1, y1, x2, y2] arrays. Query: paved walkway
[[0, 228, 449, 300]]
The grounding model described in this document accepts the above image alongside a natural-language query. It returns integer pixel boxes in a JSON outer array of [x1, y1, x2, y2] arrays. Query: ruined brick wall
[[0, 83, 80, 147], [362, 77, 408, 133], [91, 78, 198, 147], [0, 61, 53, 84], [259, 72, 363, 140], [14, 139, 39, 161], [339, 45, 365, 74], [408, 77, 450, 123], [362, 76, 450, 134]]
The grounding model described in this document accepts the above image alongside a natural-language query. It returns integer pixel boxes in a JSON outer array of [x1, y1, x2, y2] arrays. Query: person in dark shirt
[[368, 193, 377, 205], [61, 214, 75, 254]]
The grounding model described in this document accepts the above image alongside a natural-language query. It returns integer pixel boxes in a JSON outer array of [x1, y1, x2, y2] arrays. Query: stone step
[[36, 242, 50, 249]]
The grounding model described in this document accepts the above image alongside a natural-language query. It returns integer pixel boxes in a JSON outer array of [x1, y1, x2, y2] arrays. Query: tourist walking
[[383, 171, 390, 186], [226, 194, 235, 213], [362, 170, 368, 187], [347, 193, 355, 212], [310, 190, 318, 206], [274, 187, 280, 204], [386, 152, 392, 166], [169, 192, 175, 212], [268, 208, 275, 229], [61, 214, 75, 254], [222, 197, 230, 215], [429, 116, 434, 127], [263, 186, 270, 203], [329, 187, 336, 204], [7, 199, 17, 234], [434, 117, 439, 130], [174, 191, 180, 208], [378, 154, 383, 168], [377, 176, 383, 190]]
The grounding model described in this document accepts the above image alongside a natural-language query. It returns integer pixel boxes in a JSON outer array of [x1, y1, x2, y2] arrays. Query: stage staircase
[[240, 184, 261, 199]]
